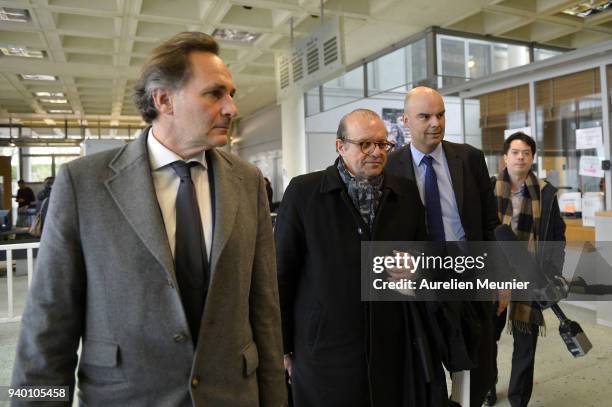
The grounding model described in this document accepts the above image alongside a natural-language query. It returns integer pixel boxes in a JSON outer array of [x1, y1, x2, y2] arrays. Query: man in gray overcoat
[[11, 32, 286, 407]]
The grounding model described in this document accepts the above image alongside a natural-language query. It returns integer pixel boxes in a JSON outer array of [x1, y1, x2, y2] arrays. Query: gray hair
[[133, 32, 219, 123]]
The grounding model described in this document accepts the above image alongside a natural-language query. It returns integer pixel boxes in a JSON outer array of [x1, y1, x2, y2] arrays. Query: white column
[[281, 93, 307, 189]]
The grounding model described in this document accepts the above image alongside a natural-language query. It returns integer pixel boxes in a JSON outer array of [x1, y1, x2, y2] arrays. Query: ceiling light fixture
[[562, 0, 610, 17], [39, 98, 68, 104], [212, 28, 261, 43], [34, 92, 65, 98], [21, 74, 57, 81], [0, 7, 31, 23], [48, 109, 73, 114], [1, 46, 44, 58]]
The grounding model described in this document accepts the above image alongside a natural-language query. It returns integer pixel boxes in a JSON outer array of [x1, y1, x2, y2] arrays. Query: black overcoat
[[275, 162, 449, 407]]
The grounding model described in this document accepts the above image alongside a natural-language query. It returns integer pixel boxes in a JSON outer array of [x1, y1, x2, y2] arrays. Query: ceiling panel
[[0, 0, 608, 127]]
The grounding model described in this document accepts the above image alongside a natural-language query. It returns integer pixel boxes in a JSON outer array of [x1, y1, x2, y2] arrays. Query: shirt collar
[[410, 142, 443, 166], [147, 127, 207, 171]]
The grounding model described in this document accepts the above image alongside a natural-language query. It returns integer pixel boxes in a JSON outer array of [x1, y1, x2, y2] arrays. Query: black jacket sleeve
[[274, 179, 306, 354]]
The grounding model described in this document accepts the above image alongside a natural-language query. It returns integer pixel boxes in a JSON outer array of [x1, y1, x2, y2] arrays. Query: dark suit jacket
[[386, 141, 499, 241], [275, 162, 449, 406], [11, 129, 286, 407], [386, 140, 500, 407]]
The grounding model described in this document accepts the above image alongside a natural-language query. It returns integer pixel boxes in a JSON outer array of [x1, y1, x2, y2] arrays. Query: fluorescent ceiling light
[[562, 1, 610, 17], [34, 92, 65, 97], [21, 74, 57, 81], [212, 28, 261, 43], [0, 7, 31, 23], [40, 98, 68, 104], [48, 109, 73, 114], [0, 47, 44, 58]]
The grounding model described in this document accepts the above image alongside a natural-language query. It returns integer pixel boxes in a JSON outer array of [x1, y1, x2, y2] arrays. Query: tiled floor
[[1, 279, 611, 406]]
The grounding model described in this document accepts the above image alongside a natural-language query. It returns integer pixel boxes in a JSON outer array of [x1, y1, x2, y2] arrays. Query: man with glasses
[[275, 109, 450, 406], [386, 86, 501, 407]]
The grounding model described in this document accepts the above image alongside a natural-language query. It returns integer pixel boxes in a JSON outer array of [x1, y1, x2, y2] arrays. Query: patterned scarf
[[337, 158, 384, 230], [495, 168, 546, 335]]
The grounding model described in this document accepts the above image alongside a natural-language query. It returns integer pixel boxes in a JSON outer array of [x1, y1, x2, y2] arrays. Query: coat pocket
[[242, 341, 259, 377], [78, 340, 126, 385]]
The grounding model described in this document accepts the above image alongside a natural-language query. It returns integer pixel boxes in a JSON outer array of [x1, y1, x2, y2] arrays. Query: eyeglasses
[[342, 138, 395, 153]]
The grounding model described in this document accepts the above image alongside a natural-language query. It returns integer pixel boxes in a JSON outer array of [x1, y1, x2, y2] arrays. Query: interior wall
[[305, 93, 464, 172]]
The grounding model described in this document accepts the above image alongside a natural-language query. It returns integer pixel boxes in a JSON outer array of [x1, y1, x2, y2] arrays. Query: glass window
[[367, 47, 406, 93], [438, 35, 530, 88], [474, 85, 531, 175], [468, 42, 491, 79], [305, 86, 321, 116], [322, 66, 364, 111], [534, 48, 565, 61], [439, 36, 466, 87], [28, 156, 52, 182], [411, 38, 427, 84], [535, 69, 602, 194]]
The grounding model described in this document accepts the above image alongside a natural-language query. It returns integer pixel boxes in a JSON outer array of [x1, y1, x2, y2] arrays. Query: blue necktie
[[422, 155, 446, 241]]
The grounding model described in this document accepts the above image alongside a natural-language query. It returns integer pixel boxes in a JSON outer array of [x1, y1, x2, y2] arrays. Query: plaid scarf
[[495, 168, 546, 335], [337, 158, 383, 230]]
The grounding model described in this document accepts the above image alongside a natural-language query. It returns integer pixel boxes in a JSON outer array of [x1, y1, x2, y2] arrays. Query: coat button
[[173, 333, 187, 343], [191, 376, 200, 388]]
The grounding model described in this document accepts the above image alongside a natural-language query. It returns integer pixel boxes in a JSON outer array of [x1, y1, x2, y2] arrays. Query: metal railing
[[0, 241, 40, 323]]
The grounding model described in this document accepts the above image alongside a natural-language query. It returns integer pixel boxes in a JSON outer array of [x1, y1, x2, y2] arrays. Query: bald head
[[336, 109, 389, 180], [336, 109, 383, 141], [403, 86, 443, 112], [401, 86, 446, 154]]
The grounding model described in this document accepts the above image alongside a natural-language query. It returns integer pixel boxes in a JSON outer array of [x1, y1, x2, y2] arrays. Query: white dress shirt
[[410, 142, 466, 241], [147, 129, 213, 261]]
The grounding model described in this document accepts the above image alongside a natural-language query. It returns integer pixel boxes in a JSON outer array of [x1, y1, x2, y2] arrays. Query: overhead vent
[[275, 16, 345, 101], [292, 51, 304, 82]]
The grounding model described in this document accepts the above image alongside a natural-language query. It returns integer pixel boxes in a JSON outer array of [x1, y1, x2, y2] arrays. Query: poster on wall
[[576, 127, 603, 150], [579, 155, 604, 178], [382, 108, 410, 150]]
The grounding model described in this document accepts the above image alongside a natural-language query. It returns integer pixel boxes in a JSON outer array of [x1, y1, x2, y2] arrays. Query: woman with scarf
[[486, 132, 566, 407]]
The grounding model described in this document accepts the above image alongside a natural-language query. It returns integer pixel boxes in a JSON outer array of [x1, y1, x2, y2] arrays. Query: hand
[[385, 250, 418, 282], [385, 250, 417, 296], [496, 289, 510, 315], [283, 354, 293, 381]]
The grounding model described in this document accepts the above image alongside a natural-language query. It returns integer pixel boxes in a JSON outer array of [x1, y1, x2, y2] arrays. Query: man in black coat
[[275, 109, 449, 406], [386, 87, 502, 407], [489, 132, 566, 407]]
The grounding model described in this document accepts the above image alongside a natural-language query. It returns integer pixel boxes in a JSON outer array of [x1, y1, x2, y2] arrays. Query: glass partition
[[473, 85, 530, 175], [321, 65, 364, 111], [535, 69, 602, 194], [366, 38, 427, 96], [437, 34, 530, 88]]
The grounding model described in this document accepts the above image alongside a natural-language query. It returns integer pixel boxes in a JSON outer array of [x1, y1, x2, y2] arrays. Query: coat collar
[[105, 127, 176, 281], [104, 127, 241, 282], [320, 157, 408, 197]]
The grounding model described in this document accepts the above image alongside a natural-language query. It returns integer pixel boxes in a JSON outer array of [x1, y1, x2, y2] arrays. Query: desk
[[564, 218, 595, 242]]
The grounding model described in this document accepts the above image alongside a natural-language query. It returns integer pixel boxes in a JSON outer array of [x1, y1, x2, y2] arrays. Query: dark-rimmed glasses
[[342, 138, 395, 154]]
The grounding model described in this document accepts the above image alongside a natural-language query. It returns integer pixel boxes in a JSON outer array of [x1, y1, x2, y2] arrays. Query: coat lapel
[[208, 149, 241, 275], [442, 141, 464, 216], [104, 128, 175, 280], [399, 146, 417, 182]]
